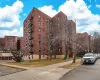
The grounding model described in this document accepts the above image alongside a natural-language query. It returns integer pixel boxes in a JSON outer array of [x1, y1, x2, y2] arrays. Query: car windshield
[[84, 55, 93, 57]]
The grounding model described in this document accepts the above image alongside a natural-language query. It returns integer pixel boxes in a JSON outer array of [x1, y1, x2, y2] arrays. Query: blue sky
[[0, 0, 100, 37]]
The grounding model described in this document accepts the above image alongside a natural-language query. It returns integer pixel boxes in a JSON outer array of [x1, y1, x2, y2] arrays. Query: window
[[38, 15, 41, 18], [38, 21, 41, 25], [58, 24, 59, 26], [39, 34, 41, 39], [39, 41, 41, 44], [39, 28, 41, 32], [39, 49, 41, 52], [26, 44, 27, 46]]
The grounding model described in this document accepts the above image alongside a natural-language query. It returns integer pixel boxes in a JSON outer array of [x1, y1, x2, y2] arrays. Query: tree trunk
[[73, 50, 76, 63], [39, 53, 41, 61], [54, 53, 56, 59], [32, 54, 33, 59]]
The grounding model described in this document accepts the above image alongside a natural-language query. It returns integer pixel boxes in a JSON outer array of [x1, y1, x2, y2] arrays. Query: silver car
[[82, 53, 96, 64]]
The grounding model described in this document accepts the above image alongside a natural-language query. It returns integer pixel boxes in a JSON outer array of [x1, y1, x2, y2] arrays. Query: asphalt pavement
[[60, 59, 100, 80], [0, 66, 24, 76]]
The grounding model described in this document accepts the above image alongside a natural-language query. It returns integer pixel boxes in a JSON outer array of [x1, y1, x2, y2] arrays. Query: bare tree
[[11, 49, 24, 62], [92, 32, 100, 53]]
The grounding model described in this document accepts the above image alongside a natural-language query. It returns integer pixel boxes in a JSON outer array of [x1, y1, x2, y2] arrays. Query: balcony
[[30, 51, 33, 54], [28, 44, 33, 47], [28, 42, 33, 46], [29, 37, 33, 40], [28, 34, 33, 39], [29, 50, 33, 54], [29, 48, 33, 54], [29, 29, 33, 33], [28, 23, 33, 28], [30, 44, 33, 47]]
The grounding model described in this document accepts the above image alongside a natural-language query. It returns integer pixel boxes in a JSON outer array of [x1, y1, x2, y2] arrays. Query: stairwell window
[[38, 15, 41, 18], [39, 41, 41, 44], [39, 21, 41, 25], [39, 28, 41, 32]]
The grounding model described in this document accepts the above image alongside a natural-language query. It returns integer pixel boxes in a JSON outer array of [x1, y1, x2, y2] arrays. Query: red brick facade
[[0, 38, 5, 50], [24, 8, 51, 56], [23, 8, 76, 58], [0, 36, 24, 52], [20, 37, 25, 51], [5, 36, 18, 50], [76, 32, 91, 52]]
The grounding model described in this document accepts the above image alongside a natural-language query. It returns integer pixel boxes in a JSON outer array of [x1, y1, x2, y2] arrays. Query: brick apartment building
[[5, 36, 18, 51], [49, 12, 76, 58], [0, 36, 18, 60], [0, 36, 23, 51], [23, 8, 76, 59], [76, 32, 91, 53], [20, 37, 25, 51], [0, 38, 5, 50]]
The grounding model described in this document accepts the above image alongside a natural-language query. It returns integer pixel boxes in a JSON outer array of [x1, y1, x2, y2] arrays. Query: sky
[[0, 0, 100, 37]]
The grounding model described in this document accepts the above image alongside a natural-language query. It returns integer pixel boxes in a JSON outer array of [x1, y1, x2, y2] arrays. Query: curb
[[0, 63, 30, 70]]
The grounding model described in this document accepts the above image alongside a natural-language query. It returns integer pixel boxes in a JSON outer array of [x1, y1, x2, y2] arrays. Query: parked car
[[97, 53, 100, 59], [82, 53, 97, 64], [94, 54, 98, 59], [94, 53, 100, 59]]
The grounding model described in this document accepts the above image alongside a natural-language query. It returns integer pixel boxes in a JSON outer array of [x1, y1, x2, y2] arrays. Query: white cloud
[[23, 13, 27, 16], [88, 5, 91, 8], [0, 29, 18, 37], [0, 0, 24, 28], [0, 27, 23, 37], [39, 0, 100, 34], [19, 27, 23, 37], [96, 4, 100, 8], [39, 5, 58, 17]]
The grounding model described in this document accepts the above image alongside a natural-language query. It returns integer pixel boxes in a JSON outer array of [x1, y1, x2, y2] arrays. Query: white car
[[94, 53, 100, 59], [94, 54, 98, 59], [97, 53, 100, 59], [82, 53, 96, 64]]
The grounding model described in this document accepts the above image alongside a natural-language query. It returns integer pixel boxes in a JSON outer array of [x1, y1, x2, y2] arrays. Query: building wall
[[24, 8, 51, 56], [76, 32, 90, 52], [5, 36, 17, 50], [20, 37, 25, 50], [0, 38, 5, 50], [23, 8, 76, 58], [50, 12, 69, 55]]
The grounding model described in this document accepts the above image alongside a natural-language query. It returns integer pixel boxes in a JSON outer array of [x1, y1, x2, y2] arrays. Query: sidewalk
[[0, 59, 80, 80]]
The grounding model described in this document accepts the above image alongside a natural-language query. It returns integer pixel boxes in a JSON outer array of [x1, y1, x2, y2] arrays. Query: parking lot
[[0, 65, 24, 76]]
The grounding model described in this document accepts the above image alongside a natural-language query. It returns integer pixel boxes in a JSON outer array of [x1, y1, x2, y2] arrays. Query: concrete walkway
[[0, 59, 80, 80]]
